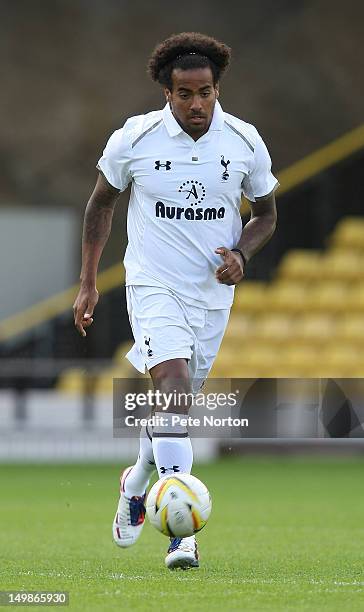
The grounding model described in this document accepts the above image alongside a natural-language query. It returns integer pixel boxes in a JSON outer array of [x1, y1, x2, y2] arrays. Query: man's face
[[165, 67, 219, 139]]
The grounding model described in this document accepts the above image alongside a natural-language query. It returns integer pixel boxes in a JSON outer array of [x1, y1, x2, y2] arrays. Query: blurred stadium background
[[1, 0, 364, 462]]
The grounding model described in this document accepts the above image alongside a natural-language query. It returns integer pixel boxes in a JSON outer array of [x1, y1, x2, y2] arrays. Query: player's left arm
[[215, 191, 277, 285]]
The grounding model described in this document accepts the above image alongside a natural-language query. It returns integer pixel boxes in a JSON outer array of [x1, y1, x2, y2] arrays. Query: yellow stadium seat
[[278, 345, 323, 377], [238, 346, 278, 369], [293, 314, 337, 345], [330, 217, 364, 252], [335, 315, 364, 344], [267, 282, 309, 313], [210, 363, 260, 378], [248, 313, 295, 344], [210, 351, 240, 377], [277, 250, 323, 282], [304, 282, 348, 313], [221, 314, 254, 343], [57, 361, 141, 395], [319, 343, 361, 377], [345, 365, 364, 377], [348, 284, 364, 312], [233, 282, 267, 313], [212, 344, 278, 378], [57, 368, 86, 393], [95, 362, 147, 395], [320, 250, 364, 283], [222, 313, 295, 348]]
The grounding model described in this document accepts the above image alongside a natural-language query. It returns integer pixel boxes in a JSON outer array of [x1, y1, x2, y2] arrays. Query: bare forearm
[[236, 213, 276, 262], [235, 193, 277, 262], [79, 174, 120, 285], [80, 203, 113, 284]]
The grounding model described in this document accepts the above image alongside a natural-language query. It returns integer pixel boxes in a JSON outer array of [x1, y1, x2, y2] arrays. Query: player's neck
[[173, 114, 212, 141]]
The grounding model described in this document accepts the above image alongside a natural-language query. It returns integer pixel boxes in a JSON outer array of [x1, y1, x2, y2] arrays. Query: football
[[146, 473, 212, 538]]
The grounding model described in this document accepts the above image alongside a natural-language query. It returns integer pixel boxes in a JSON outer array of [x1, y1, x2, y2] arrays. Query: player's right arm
[[73, 172, 120, 337]]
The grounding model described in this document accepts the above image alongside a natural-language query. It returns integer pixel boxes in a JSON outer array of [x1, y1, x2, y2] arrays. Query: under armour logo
[[155, 160, 171, 170], [221, 155, 230, 180], [160, 465, 180, 474], [144, 336, 153, 357]]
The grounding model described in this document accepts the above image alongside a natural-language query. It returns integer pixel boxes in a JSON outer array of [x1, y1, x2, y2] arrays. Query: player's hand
[[73, 284, 99, 337], [215, 247, 245, 285]]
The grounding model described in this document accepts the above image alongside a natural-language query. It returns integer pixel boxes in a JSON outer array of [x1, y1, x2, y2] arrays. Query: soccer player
[[73, 32, 278, 569]]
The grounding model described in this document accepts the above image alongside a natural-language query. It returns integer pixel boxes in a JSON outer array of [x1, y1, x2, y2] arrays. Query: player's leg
[[112, 425, 155, 548], [123, 425, 155, 497], [113, 286, 195, 550], [192, 308, 231, 383], [161, 308, 230, 568], [146, 306, 231, 569], [150, 358, 193, 478], [149, 357, 198, 569], [112, 286, 159, 548]]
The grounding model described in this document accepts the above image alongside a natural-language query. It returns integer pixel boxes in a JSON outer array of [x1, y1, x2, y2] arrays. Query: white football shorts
[[125, 285, 230, 390]]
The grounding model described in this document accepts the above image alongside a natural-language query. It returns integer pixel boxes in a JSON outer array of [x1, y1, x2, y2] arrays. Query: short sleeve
[[242, 132, 279, 202], [96, 127, 132, 192]]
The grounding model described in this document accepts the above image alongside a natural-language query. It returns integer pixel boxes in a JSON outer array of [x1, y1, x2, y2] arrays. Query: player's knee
[[150, 358, 189, 387], [150, 358, 192, 414]]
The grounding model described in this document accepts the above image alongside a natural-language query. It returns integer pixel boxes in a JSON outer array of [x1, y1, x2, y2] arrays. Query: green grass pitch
[[1, 457, 364, 611]]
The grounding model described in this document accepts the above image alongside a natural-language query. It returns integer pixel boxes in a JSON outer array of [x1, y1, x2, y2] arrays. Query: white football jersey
[[97, 101, 278, 309]]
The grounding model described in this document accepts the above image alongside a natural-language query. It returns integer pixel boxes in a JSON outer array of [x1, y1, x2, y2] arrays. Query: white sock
[[123, 425, 156, 498], [152, 412, 193, 477]]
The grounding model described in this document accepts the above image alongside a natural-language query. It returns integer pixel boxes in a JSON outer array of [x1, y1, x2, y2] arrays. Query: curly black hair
[[148, 32, 231, 90]]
